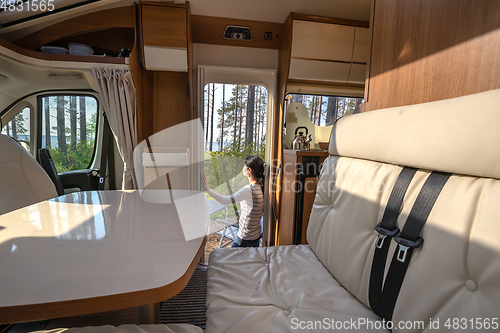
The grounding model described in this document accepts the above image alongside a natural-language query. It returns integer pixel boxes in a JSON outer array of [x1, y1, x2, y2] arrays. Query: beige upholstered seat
[[30, 324, 203, 333], [206, 89, 500, 332], [0, 134, 57, 215]]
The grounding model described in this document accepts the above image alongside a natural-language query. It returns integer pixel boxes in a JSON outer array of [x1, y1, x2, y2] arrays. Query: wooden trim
[[291, 56, 366, 65], [141, 1, 188, 9], [287, 78, 365, 89], [191, 15, 283, 49], [130, 3, 153, 144], [0, 38, 126, 64], [283, 149, 330, 157], [364, 0, 376, 102], [291, 13, 369, 28], [271, 13, 293, 246], [14, 6, 134, 51], [187, 2, 194, 118], [0, 237, 206, 325]]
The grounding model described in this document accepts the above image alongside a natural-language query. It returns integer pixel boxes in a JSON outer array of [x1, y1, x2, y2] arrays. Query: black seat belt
[[369, 166, 417, 314], [379, 171, 451, 322]]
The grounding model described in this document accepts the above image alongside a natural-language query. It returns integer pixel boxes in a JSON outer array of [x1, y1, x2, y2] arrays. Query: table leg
[[138, 303, 160, 324]]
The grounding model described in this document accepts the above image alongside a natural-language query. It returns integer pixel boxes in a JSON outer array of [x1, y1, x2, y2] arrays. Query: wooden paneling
[[365, 0, 500, 111], [187, 3, 194, 118], [153, 72, 191, 133], [292, 13, 369, 28], [15, 6, 134, 51], [142, 5, 187, 48], [271, 13, 293, 246], [278, 150, 298, 246], [132, 2, 193, 143], [191, 15, 283, 49], [131, 4, 154, 144]]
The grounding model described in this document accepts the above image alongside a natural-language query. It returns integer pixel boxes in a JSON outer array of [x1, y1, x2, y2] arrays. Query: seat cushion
[[0, 134, 57, 215], [308, 156, 500, 330], [32, 324, 203, 333], [206, 245, 387, 333]]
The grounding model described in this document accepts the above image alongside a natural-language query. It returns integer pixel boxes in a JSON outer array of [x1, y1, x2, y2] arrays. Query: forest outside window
[[1, 106, 31, 152], [285, 94, 364, 126], [204, 83, 268, 156], [40, 95, 98, 172]]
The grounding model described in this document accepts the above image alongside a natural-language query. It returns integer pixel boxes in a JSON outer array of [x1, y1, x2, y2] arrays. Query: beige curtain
[[91, 68, 138, 190]]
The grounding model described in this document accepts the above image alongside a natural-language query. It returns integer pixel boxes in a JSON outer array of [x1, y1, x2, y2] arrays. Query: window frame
[[285, 92, 364, 127], [36, 93, 100, 171], [0, 101, 34, 153]]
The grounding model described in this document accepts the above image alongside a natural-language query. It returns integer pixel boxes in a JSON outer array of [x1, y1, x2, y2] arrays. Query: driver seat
[[0, 134, 57, 215]]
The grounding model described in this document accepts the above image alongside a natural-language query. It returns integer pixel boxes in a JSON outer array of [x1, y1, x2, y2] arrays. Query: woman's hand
[[201, 173, 209, 191]]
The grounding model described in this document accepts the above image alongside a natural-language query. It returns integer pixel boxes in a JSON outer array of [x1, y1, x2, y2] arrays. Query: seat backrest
[[38, 148, 65, 196], [307, 89, 500, 328], [0, 134, 57, 215]]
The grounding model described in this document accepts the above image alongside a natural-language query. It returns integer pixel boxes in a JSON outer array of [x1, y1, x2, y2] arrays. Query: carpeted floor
[[159, 269, 208, 328]]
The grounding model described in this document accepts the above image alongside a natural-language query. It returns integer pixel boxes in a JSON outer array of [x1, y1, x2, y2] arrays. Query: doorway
[[198, 66, 276, 261]]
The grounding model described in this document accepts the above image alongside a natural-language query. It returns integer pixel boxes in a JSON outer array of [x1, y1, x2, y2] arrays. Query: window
[[286, 94, 364, 126], [204, 83, 268, 155], [40, 95, 98, 172], [1, 106, 31, 152]]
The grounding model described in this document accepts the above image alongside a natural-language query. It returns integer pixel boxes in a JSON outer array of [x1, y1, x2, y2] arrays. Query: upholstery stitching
[[463, 178, 486, 280]]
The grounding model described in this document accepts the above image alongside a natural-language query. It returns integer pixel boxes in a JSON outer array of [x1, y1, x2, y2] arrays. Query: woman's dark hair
[[244, 155, 265, 192]]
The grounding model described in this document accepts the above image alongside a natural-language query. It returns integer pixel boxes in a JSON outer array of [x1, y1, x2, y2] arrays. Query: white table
[[0, 190, 209, 324]]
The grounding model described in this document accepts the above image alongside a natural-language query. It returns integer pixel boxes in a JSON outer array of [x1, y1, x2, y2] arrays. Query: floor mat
[[160, 269, 207, 328]]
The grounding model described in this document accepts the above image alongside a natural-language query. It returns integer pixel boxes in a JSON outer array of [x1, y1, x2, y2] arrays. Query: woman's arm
[[201, 173, 251, 205]]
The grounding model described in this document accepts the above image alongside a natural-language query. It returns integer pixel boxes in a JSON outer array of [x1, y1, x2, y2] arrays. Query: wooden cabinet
[[288, 18, 369, 84], [278, 149, 329, 245], [141, 3, 189, 71]]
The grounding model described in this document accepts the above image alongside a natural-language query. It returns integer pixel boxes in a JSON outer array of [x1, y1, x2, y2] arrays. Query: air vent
[[223, 26, 252, 41]]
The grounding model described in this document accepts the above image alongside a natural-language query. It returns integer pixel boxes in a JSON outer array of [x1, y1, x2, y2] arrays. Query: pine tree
[[326, 97, 338, 126], [79, 96, 87, 143], [219, 84, 225, 151], [70, 96, 77, 150], [57, 96, 67, 153], [245, 85, 255, 148], [209, 83, 215, 151], [45, 98, 51, 148]]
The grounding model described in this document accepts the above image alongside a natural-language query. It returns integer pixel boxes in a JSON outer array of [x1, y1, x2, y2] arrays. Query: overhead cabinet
[[288, 20, 369, 84], [141, 4, 188, 71]]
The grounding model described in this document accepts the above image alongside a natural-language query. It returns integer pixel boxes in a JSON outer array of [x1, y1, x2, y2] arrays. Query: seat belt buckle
[[374, 223, 399, 249], [394, 232, 423, 263], [97, 174, 108, 184]]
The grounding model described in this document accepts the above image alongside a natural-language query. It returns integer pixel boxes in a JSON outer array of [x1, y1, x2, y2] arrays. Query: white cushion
[[32, 324, 203, 333], [0, 134, 57, 215], [329, 88, 500, 180], [207, 245, 386, 333], [308, 156, 500, 331]]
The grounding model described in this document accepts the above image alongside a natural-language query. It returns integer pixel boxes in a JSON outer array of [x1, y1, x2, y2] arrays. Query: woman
[[202, 155, 265, 248]]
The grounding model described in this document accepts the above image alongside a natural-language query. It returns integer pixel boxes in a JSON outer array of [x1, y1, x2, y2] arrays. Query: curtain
[[91, 68, 138, 190]]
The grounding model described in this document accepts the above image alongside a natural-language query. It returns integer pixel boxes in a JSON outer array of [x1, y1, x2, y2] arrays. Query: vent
[[223, 26, 252, 41]]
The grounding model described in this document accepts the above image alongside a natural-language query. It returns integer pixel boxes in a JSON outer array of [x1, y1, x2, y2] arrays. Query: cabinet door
[[142, 5, 188, 71], [142, 5, 187, 48]]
